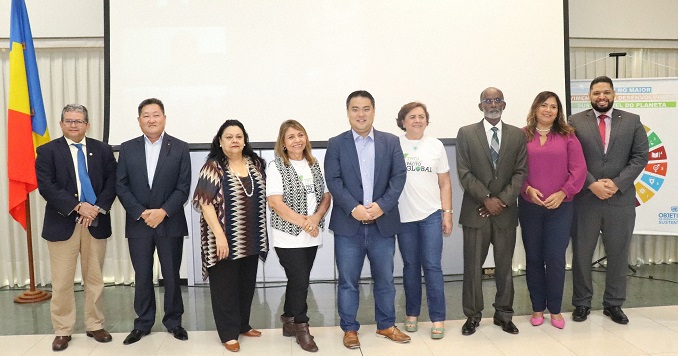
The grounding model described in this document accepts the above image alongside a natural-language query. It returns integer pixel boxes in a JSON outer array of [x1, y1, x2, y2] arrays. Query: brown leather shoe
[[224, 340, 240, 352], [240, 329, 262, 337], [86, 329, 112, 343], [281, 315, 295, 337], [343, 331, 360, 349], [52, 336, 71, 351], [295, 323, 318, 352], [376, 326, 411, 343]]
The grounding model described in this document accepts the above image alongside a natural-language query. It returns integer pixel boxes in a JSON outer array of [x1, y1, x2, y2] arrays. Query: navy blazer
[[116, 133, 191, 238], [324, 129, 406, 237], [35, 136, 117, 241]]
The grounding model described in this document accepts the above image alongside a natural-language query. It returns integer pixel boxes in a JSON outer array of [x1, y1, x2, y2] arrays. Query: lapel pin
[[89, 153, 93, 156]]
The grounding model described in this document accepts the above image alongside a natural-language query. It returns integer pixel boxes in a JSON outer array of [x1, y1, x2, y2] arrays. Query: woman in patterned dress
[[193, 119, 268, 352], [266, 120, 331, 353]]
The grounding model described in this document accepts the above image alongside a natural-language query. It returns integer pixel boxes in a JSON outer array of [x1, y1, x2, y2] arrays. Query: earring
[[283, 147, 287, 151]]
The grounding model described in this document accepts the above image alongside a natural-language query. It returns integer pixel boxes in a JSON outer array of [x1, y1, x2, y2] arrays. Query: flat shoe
[[530, 316, 544, 326], [225, 341, 240, 352], [551, 318, 565, 329], [241, 329, 262, 337], [430, 327, 445, 339]]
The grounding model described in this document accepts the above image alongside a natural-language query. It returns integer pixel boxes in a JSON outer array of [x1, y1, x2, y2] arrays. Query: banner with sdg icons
[[571, 78, 676, 235]]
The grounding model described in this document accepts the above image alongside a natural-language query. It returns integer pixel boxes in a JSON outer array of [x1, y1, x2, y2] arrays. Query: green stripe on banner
[[571, 101, 677, 109]]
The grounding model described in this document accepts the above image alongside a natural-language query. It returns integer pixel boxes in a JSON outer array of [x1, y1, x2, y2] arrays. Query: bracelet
[[442, 209, 453, 214]]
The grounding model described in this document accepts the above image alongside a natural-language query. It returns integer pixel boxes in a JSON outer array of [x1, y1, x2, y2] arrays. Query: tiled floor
[[1, 264, 677, 355]]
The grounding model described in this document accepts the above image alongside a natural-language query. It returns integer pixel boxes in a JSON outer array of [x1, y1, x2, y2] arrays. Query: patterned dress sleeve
[[193, 159, 222, 209]]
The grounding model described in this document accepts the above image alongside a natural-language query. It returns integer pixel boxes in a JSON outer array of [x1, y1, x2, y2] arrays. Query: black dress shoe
[[169, 326, 189, 340], [572, 306, 591, 322], [461, 317, 480, 336], [603, 306, 629, 324], [123, 329, 150, 345], [493, 318, 519, 334]]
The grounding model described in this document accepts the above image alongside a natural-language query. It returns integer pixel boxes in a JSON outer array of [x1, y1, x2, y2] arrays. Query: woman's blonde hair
[[274, 119, 316, 166]]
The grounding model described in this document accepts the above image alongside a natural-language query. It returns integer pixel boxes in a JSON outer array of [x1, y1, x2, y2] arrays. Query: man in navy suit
[[325, 90, 409, 349], [36, 104, 117, 351], [116, 98, 191, 344]]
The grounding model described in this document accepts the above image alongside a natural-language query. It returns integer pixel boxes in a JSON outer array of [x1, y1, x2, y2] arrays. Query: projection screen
[[106, 0, 568, 145]]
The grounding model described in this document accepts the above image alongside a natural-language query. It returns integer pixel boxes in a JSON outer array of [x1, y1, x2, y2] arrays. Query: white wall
[[569, 0, 678, 40], [0, 0, 103, 38]]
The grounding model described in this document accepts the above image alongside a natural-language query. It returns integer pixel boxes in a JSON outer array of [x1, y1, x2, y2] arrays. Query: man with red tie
[[568, 76, 649, 325]]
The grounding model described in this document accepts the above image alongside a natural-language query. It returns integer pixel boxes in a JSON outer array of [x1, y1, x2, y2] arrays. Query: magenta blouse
[[521, 129, 587, 203]]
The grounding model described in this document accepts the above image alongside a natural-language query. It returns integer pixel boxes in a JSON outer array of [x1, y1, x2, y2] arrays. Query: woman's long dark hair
[[207, 119, 266, 173]]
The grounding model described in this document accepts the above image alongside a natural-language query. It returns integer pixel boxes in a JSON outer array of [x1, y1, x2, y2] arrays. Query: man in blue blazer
[[325, 90, 409, 349], [116, 98, 191, 344], [36, 104, 117, 351]]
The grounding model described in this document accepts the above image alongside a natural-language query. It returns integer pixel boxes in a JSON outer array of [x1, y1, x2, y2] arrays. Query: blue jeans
[[397, 210, 446, 322], [335, 224, 396, 331], [519, 196, 573, 314]]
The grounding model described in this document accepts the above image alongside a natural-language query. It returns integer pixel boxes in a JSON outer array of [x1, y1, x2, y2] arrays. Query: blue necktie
[[73, 143, 97, 204], [490, 127, 500, 168]]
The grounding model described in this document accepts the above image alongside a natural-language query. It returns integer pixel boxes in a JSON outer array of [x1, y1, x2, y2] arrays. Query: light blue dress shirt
[[353, 129, 375, 205]]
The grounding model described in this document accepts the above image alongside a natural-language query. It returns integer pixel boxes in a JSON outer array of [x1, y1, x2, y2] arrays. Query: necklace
[[228, 161, 254, 197], [536, 126, 552, 133]]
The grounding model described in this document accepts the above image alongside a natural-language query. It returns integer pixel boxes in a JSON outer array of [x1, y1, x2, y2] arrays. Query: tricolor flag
[[7, 0, 50, 229]]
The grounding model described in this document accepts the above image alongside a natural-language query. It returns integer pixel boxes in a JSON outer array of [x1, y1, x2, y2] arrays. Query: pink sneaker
[[530, 316, 544, 326], [551, 318, 565, 329]]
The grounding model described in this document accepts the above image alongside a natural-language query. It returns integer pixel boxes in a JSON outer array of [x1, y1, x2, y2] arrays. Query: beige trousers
[[47, 224, 107, 336]]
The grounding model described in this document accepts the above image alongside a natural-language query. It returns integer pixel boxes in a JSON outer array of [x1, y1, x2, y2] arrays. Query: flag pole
[[14, 196, 51, 303]]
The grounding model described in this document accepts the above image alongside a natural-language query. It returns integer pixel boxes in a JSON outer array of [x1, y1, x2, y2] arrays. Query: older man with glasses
[[455, 87, 527, 336]]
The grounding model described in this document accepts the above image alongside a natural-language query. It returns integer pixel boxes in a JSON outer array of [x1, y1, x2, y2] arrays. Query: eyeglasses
[[480, 98, 504, 105], [63, 119, 87, 126]]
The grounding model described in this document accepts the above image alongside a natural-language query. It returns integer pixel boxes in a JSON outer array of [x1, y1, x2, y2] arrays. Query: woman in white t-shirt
[[396, 102, 453, 339], [266, 120, 331, 353]]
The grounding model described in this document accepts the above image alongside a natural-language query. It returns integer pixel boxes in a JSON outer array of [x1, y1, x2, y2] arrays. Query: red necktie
[[598, 114, 607, 150]]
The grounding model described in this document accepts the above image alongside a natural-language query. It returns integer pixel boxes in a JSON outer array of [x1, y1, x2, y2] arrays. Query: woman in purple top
[[519, 91, 586, 329]]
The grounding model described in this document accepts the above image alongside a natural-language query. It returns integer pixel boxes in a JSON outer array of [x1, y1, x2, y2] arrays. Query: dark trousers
[[519, 197, 573, 314], [275, 246, 318, 324], [208, 255, 259, 342], [128, 234, 184, 331], [462, 222, 516, 322], [572, 201, 635, 308]]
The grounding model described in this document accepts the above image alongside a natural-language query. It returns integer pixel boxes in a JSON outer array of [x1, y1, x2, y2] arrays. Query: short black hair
[[589, 76, 614, 91], [346, 90, 375, 108], [138, 98, 165, 116]]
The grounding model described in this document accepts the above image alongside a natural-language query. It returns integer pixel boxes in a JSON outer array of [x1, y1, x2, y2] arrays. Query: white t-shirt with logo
[[266, 158, 328, 248], [398, 135, 450, 223]]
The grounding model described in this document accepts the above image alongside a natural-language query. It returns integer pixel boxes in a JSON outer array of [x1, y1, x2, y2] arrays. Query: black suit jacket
[[116, 133, 191, 238], [35, 136, 117, 241]]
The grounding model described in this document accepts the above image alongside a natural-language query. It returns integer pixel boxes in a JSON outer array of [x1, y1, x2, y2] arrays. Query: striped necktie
[[490, 126, 499, 168]]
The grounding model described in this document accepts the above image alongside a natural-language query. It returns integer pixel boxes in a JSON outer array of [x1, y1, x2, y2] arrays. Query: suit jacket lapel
[[151, 134, 172, 189], [607, 109, 622, 153], [473, 121, 493, 168], [134, 135, 150, 186], [373, 130, 383, 183], [587, 110, 606, 154], [57, 137, 78, 185], [343, 131, 362, 180]]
